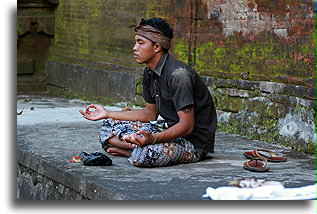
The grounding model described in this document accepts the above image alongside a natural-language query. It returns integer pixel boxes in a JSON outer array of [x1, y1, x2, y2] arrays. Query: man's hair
[[139, 17, 174, 40]]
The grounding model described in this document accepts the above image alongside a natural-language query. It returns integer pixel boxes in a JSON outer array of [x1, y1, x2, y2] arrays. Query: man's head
[[135, 17, 174, 50], [131, 18, 173, 66]]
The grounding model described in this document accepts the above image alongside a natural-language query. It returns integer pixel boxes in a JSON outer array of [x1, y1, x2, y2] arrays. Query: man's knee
[[128, 146, 163, 167]]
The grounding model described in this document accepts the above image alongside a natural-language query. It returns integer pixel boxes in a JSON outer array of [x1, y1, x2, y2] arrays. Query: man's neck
[[146, 52, 164, 71]]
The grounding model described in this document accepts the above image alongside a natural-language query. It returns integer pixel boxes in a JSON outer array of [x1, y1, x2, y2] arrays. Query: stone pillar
[[17, 0, 58, 93]]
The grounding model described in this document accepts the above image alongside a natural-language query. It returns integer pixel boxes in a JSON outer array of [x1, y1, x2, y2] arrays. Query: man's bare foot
[[108, 136, 135, 150], [107, 147, 131, 157]]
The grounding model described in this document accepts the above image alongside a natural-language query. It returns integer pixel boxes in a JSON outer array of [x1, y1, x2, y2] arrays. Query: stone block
[[223, 88, 250, 98], [17, 56, 34, 75], [258, 81, 286, 93], [278, 112, 316, 147], [215, 93, 245, 113], [208, 11, 221, 20], [17, 76, 47, 93], [45, 61, 136, 103]]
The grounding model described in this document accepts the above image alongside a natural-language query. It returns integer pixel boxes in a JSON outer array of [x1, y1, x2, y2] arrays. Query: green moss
[[48, 86, 115, 106], [229, 64, 241, 73], [79, 36, 89, 54], [49, 0, 139, 67], [133, 95, 146, 107], [214, 47, 226, 58], [213, 93, 245, 113], [306, 142, 316, 155], [136, 84, 143, 95], [173, 38, 189, 64], [173, 35, 314, 81], [17, 24, 25, 36], [136, 75, 143, 84], [300, 44, 311, 55], [217, 123, 239, 135], [144, 0, 174, 19]]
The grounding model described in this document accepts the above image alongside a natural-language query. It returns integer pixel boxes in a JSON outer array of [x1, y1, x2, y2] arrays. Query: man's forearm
[[155, 106, 194, 143], [106, 108, 156, 122], [155, 121, 193, 143]]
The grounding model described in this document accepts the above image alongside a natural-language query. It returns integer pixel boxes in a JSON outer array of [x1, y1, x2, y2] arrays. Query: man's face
[[133, 35, 156, 64]]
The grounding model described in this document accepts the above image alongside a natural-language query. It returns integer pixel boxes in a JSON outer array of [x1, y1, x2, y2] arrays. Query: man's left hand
[[122, 130, 156, 147]]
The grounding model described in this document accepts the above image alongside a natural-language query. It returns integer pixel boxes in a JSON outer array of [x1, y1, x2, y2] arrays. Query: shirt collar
[[152, 53, 169, 76]]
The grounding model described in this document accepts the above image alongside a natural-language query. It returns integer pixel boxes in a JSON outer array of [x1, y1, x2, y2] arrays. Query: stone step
[[17, 76, 47, 93]]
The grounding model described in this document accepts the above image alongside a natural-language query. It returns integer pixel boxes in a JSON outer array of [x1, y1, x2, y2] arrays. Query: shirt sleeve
[[142, 69, 156, 104], [169, 68, 194, 111]]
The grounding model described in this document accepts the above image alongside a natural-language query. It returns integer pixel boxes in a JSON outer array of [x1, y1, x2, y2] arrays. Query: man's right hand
[[122, 130, 157, 147], [79, 104, 108, 121]]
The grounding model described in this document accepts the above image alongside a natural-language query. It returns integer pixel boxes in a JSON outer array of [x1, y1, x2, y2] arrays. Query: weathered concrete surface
[[45, 60, 138, 103], [16, 94, 316, 200]]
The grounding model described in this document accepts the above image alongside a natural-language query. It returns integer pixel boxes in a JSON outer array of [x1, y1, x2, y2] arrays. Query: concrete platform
[[16, 94, 316, 200]]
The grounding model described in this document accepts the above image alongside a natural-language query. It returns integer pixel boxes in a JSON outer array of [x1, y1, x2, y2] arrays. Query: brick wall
[[171, 0, 316, 86], [45, 0, 316, 153], [49, 0, 316, 85]]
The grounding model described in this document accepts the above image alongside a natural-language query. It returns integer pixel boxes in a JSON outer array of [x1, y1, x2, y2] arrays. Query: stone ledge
[[17, 148, 127, 200], [204, 77, 315, 100], [16, 95, 316, 200]]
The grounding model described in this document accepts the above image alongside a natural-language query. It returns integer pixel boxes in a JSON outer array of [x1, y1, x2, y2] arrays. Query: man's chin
[[135, 59, 144, 64]]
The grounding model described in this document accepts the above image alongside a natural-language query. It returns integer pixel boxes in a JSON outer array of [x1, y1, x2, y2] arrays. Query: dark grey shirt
[[142, 53, 217, 152]]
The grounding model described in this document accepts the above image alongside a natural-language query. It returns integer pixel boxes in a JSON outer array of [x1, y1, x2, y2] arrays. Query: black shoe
[[82, 152, 112, 166]]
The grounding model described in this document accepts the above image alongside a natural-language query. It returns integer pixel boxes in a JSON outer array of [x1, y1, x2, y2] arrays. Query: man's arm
[[79, 102, 158, 122], [155, 105, 194, 141]]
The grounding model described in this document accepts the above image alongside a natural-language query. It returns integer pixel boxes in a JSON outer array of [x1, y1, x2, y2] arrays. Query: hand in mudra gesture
[[122, 130, 157, 147], [79, 104, 108, 121]]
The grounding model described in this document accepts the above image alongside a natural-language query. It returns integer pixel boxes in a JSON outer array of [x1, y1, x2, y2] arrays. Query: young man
[[79, 17, 217, 167]]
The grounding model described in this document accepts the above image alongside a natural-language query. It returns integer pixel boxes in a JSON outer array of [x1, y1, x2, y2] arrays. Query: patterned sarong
[[99, 119, 201, 167]]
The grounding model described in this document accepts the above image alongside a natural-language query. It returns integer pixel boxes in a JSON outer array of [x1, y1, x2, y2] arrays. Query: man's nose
[[133, 43, 138, 51]]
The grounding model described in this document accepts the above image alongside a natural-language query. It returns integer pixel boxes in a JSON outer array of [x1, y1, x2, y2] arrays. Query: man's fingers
[[79, 110, 88, 116], [85, 104, 97, 113], [122, 135, 133, 142], [87, 104, 96, 108], [134, 135, 144, 144], [137, 130, 147, 135], [123, 134, 143, 146], [85, 107, 92, 114]]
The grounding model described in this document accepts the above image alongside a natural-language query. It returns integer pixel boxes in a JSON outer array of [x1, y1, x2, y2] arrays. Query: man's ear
[[154, 43, 163, 53]]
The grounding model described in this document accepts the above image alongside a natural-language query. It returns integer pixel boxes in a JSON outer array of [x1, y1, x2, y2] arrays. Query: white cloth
[[203, 183, 316, 200]]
